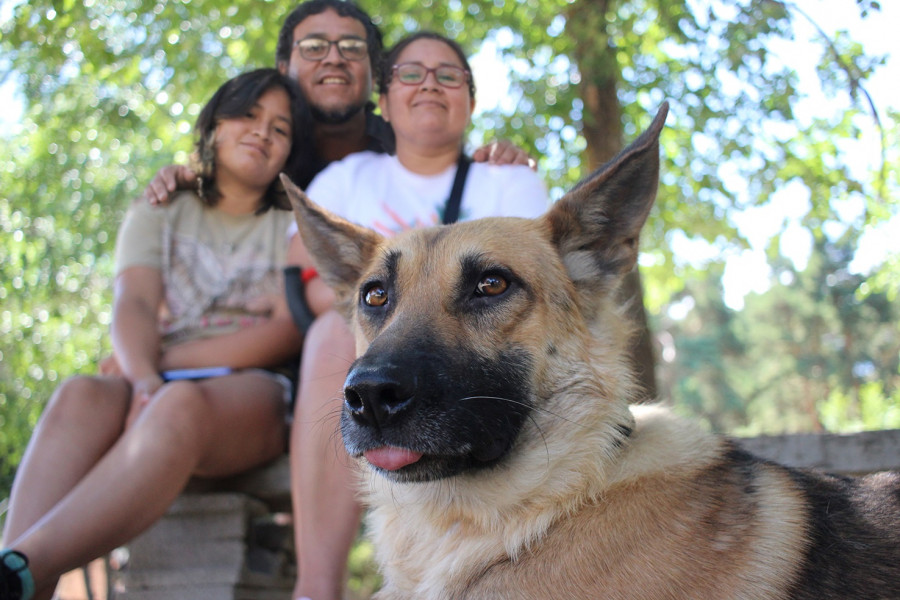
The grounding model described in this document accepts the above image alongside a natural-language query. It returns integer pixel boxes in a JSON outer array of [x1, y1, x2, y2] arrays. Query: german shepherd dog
[[284, 102, 900, 599]]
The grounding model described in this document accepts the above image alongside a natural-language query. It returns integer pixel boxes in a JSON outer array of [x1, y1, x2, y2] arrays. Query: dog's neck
[[364, 393, 636, 541], [363, 402, 639, 596]]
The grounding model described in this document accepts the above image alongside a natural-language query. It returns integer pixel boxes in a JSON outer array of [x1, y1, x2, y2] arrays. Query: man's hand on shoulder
[[142, 165, 198, 206], [472, 140, 537, 171]]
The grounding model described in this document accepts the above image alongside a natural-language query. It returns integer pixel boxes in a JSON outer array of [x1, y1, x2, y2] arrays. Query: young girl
[[0, 68, 311, 600]]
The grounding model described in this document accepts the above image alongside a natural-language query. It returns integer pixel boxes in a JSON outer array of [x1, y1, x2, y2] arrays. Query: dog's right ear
[[281, 173, 383, 307], [544, 102, 668, 297]]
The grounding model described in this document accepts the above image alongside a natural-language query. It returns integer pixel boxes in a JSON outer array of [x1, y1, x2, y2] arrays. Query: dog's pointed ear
[[544, 102, 668, 294], [281, 173, 383, 306]]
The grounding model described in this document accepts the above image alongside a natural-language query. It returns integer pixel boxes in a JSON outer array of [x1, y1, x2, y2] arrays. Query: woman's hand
[[472, 140, 536, 170]]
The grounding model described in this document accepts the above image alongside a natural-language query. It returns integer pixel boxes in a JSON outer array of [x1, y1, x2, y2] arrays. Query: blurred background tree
[[656, 234, 900, 435], [1, 0, 897, 514]]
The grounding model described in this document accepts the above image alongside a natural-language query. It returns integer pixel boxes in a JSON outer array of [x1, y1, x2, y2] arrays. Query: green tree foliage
[[1, 0, 897, 501], [657, 233, 900, 435]]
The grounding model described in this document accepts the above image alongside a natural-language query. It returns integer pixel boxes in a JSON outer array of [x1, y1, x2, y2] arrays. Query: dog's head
[[284, 103, 667, 488]]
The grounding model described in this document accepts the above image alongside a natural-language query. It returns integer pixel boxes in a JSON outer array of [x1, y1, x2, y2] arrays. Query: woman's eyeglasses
[[294, 37, 368, 62], [391, 63, 470, 89]]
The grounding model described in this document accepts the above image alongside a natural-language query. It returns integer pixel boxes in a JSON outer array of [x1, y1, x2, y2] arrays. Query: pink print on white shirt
[[373, 202, 440, 236]]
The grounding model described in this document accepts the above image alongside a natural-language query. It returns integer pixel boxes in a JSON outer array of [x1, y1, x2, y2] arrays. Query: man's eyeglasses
[[390, 63, 470, 89], [294, 37, 368, 62]]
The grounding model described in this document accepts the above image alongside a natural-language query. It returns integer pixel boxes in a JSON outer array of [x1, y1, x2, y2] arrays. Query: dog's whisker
[[521, 410, 553, 472], [304, 367, 353, 384], [460, 395, 592, 430]]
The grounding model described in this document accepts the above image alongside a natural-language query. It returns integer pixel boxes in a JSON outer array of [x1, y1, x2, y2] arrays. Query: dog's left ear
[[544, 102, 668, 294], [281, 173, 383, 309]]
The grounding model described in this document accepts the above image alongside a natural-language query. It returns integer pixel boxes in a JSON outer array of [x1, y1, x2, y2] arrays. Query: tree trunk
[[568, 0, 658, 400]]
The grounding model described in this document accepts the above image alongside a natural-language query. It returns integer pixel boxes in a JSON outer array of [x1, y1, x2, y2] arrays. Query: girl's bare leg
[[2, 375, 131, 600], [3, 372, 286, 595], [3, 376, 131, 543]]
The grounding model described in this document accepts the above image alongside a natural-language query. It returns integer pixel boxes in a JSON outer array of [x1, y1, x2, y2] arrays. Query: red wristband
[[301, 267, 319, 284]]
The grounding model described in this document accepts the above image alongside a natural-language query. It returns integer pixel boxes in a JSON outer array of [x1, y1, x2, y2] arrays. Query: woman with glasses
[[287, 31, 548, 600]]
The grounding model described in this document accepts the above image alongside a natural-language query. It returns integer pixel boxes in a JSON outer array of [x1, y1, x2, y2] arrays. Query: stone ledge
[[185, 456, 292, 512], [735, 429, 900, 475], [115, 492, 294, 599]]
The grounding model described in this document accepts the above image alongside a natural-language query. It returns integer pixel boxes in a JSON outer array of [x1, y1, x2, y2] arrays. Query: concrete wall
[[736, 429, 900, 475]]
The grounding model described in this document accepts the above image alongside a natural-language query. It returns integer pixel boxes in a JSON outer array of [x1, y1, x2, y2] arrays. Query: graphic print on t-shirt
[[371, 201, 445, 236]]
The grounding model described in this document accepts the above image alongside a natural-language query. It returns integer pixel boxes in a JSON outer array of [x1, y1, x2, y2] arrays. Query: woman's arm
[[287, 232, 337, 317]]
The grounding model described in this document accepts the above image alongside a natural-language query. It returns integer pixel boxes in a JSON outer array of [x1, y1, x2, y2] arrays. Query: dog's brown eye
[[364, 285, 388, 307], [476, 275, 508, 297]]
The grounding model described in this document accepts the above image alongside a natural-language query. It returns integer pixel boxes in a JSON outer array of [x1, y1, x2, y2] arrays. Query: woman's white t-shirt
[[291, 151, 549, 236]]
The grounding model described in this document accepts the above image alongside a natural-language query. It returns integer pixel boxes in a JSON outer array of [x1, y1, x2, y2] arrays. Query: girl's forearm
[[159, 317, 302, 371]]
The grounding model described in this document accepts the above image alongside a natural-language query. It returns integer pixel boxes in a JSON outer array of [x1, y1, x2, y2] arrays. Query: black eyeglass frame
[[293, 36, 369, 62], [389, 62, 471, 89]]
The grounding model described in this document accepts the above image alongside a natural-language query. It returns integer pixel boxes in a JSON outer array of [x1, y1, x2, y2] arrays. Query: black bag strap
[[284, 265, 316, 335], [442, 153, 472, 225]]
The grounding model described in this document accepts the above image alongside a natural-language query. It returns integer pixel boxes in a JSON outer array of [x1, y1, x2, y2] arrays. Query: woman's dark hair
[[380, 31, 476, 98], [275, 0, 384, 83], [193, 68, 315, 212]]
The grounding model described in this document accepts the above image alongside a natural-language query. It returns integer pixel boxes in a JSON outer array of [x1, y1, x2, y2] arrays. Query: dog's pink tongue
[[364, 446, 423, 471]]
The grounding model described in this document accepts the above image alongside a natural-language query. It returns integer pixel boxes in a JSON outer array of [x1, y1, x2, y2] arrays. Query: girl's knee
[[124, 383, 216, 465], [142, 382, 211, 431], [44, 375, 128, 425]]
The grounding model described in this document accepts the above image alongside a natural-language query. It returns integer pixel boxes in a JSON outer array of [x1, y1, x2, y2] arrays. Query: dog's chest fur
[[367, 407, 810, 600]]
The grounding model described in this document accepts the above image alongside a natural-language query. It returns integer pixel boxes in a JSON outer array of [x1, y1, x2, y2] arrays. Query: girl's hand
[[126, 373, 164, 429], [99, 353, 124, 376]]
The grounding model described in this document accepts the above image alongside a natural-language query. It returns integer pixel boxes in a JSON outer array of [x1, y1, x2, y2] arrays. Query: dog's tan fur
[[284, 102, 900, 599], [358, 406, 814, 600]]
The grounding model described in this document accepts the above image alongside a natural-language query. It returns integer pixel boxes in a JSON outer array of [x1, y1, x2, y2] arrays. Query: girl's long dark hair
[[194, 68, 316, 212]]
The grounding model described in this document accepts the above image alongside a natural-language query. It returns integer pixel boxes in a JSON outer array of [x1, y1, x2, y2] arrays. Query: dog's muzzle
[[340, 336, 536, 482]]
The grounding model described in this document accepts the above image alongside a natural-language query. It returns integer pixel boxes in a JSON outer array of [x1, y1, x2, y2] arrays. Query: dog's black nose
[[344, 365, 415, 429]]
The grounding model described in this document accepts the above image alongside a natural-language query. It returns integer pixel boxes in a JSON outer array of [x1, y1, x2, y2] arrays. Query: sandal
[[0, 550, 34, 600]]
